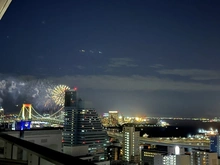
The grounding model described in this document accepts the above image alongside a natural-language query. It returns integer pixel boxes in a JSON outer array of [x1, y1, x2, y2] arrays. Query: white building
[[191, 150, 218, 165], [168, 146, 185, 155], [123, 126, 140, 163], [154, 154, 190, 165]]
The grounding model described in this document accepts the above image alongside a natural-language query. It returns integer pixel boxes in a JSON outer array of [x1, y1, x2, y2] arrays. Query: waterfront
[[136, 120, 220, 138]]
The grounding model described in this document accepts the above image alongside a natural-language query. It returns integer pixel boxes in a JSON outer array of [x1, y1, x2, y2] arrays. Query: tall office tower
[[217, 136, 220, 157], [191, 150, 218, 165], [63, 89, 109, 160], [107, 145, 122, 161], [108, 111, 119, 126], [123, 126, 140, 163], [210, 135, 218, 153], [209, 135, 220, 157]]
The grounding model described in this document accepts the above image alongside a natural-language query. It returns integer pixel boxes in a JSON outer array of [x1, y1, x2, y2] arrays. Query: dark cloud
[[49, 75, 220, 92], [149, 64, 164, 68], [108, 58, 138, 68], [158, 69, 220, 80]]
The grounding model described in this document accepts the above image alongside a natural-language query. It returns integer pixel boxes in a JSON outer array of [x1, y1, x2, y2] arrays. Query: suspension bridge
[[14, 104, 64, 124]]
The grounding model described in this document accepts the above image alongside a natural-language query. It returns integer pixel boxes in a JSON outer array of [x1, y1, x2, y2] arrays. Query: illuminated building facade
[[191, 150, 218, 165], [167, 146, 185, 155], [63, 89, 109, 160], [217, 136, 220, 157], [154, 154, 190, 165], [107, 145, 122, 161], [209, 135, 220, 157], [141, 149, 166, 165], [210, 135, 218, 152], [122, 126, 140, 163], [108, 111, 119, 126]]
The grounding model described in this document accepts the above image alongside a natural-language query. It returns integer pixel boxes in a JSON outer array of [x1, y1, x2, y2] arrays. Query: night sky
[[1, 0, 220, 117]]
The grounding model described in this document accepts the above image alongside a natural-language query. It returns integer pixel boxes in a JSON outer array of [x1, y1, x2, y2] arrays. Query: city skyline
[[1, 1, 220, 117]]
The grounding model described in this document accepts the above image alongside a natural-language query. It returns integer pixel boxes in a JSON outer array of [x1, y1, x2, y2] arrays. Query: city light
[[175, 146, 180, 155]]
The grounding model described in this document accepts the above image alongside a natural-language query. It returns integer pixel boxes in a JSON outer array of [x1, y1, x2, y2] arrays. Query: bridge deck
[[108, 132, 210, 149]]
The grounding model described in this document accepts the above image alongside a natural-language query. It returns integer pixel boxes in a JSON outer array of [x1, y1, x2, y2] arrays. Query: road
[[107, 131, 210, 149]]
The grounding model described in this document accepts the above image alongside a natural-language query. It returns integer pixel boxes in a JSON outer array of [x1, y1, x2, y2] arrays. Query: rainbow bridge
[[4, 104, 64, 125]]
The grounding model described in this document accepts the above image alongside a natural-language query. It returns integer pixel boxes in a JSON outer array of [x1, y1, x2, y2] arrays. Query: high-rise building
[[210, 135, 218, 152], [108, 111, 119, 126], [63, 89, 109, 160], [122, 126, 140, 163], [107, 145, 122, 161], [191, 150, 218, 165], [209, 135, 220, 157], [217, 136, 220, 157], [141, 149, 167, 165]]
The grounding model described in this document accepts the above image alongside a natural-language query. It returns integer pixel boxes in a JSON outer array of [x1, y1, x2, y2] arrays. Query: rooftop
[[0, 133, 96, 165]]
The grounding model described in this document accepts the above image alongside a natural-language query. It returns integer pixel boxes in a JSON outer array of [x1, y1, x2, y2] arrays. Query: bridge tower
[[21, 104, 32, 120]]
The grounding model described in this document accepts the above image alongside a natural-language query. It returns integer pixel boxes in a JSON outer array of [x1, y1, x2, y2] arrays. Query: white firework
[[51, 85, 70, 106]]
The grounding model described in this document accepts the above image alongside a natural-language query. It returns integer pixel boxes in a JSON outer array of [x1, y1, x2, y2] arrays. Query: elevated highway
[[107, 131, 210, 150]]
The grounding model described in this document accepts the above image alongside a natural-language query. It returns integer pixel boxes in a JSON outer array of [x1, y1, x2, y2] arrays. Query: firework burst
[[50, 85, 70, 106]]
